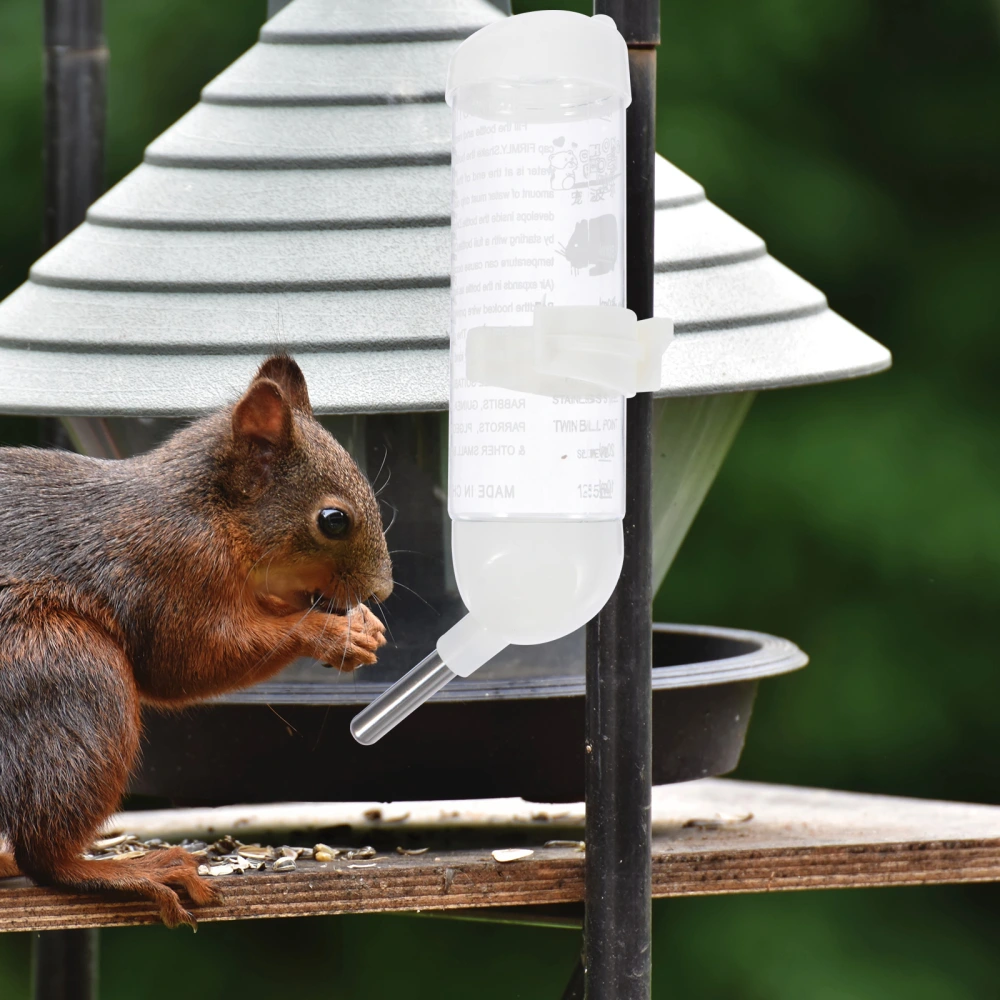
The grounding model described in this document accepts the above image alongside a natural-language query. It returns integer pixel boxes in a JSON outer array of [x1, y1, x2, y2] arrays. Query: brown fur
[[0, 356, 391, 926]]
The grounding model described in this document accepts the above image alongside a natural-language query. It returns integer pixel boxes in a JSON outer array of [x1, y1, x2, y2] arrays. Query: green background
[[1, 0, 999, 995]]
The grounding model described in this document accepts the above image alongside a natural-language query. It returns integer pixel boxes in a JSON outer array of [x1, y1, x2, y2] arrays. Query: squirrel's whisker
[[370, 596, 395, 644], [338, 603, 353, 671], [389, 578, 437, 613], [233, 595, 322, 687], [374, 468, 392, 498], [311, 705, 332, 753], [369, 446, 389, 493], [240, 545, 279, 595], [313, 591, 336, 654], [378, 498, 398, 528], [265, 703, 298, 735], [383, 505, 399, 535], [262, 551, 278, 599]]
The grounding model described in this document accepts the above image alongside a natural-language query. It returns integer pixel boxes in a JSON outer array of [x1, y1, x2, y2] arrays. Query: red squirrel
[[0, 356, 391, 926]]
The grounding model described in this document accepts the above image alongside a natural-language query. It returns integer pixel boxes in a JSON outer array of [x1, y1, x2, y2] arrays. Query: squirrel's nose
[[370, 553, 393, 602], [373, 565, 393, 602]]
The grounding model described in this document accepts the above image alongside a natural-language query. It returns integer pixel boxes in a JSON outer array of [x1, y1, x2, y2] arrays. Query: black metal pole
[[43, 0, 107, 247], [41, 0, 108, 452], [582, 2, 659, 998], [31, 930, 99, 1000], [35, 1, 107, 991]]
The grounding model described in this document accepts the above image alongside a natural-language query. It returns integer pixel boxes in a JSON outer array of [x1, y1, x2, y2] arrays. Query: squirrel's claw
[[162, 903, 198, 931], [311, 603, 386, 672]]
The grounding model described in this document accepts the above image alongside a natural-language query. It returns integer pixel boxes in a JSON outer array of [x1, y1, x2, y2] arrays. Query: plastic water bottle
[[352, 10, 632, 745]]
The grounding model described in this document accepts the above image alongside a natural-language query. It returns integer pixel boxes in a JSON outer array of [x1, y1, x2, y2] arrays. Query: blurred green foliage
[[1, 0, 999, 995]]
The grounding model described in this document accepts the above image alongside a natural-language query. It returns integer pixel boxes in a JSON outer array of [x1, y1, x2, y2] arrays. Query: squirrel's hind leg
[[19, 849, 217, 929], [0, 600, 216, 927], [0, 853, 20, 879]]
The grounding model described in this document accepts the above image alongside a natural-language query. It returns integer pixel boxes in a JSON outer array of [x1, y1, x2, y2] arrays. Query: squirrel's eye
[[317, 508, 351, 540]]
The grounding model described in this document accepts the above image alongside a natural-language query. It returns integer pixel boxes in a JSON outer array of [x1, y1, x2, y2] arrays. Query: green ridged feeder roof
[[0, 0, 890, 416]]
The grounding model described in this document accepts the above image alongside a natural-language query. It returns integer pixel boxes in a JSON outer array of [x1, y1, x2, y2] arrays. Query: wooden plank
[[3, 779, 1000, 933], [97, 776, 1000, 842]]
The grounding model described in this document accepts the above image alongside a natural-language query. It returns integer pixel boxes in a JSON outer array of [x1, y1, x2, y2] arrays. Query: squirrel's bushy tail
[[0, 590, 216, 926]]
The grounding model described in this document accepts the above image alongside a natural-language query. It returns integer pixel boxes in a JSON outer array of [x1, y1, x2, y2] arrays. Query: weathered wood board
[[3, 780, 999, 932]]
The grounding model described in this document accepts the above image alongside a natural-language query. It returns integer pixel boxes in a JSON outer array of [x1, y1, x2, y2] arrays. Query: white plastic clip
[[465, 305, 673, 398]]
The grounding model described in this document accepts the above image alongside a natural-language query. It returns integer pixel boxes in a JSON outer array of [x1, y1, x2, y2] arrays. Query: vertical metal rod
[[37, 0, 107, 991], [43, 0, 107, 247], [43, 0, 108, 452], [31, 930, 99, 1000], [583, 2, 659, 998]]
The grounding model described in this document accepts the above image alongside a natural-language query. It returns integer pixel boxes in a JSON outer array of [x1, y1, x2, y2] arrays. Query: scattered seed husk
[[92, 833, 135, 851], [543, 840, 586, 851], [198, 863, 235, 877], [237, 846, 274, 861], [84, 832, 411, 875], [492, 848, 534, 863], [682, 812, 754, 830], [345, 846, 376, 860]]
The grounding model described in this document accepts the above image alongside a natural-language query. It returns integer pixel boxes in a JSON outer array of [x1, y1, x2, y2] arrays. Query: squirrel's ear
[[253, 355, 312, 415], [232, 379, 293, 450]]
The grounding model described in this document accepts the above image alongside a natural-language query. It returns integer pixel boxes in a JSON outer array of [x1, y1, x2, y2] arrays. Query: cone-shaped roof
[[0, 0, 889, 416]]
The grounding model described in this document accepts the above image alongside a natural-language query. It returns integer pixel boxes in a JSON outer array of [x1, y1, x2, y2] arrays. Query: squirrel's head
[[217, 356, 393, 614]]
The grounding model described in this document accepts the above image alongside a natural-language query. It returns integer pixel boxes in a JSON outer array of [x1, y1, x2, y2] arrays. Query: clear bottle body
[[448, 92, 626, 523], [446, 89, 627, 647], [352, 14, 631, 743]]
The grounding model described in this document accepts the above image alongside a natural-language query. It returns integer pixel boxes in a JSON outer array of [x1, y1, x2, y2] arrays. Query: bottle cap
[[446, 10, 631, 120]]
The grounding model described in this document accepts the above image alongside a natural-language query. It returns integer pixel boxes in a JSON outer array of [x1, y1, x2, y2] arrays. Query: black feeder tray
[[134, 623, 806, 806]]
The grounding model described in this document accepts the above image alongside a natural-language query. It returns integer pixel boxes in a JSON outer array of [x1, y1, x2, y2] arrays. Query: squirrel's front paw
[[317, 603, 386, 672]]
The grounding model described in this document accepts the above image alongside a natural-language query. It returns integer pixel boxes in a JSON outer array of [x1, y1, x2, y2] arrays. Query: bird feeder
[[0, 0, 889, 803]]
